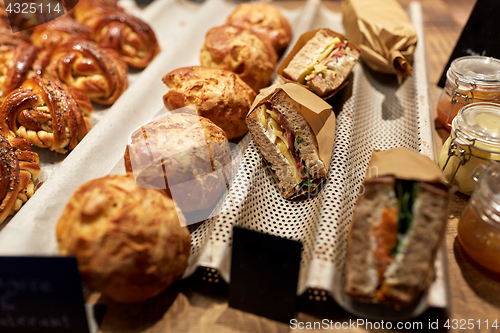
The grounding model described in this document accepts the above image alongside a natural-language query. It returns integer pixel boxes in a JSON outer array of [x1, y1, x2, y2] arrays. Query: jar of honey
[[438, 102, 500, 195], [457, 162, 500, 274], [437, 56, 500, 131]]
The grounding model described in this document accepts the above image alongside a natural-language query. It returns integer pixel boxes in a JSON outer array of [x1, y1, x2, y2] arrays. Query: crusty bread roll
[[124, 113, 231, 212], [226, 3, 292, 55], [56, 174, 190, 303], [200, 25, 277, 92], [162, 66, 256, 139]]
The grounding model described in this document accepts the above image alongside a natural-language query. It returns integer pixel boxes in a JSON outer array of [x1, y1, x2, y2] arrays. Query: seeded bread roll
[[226, 3, 292, 55], [200, 25, 277, 92], [162, 66, 256, 139], [56, 174, 190, 303]]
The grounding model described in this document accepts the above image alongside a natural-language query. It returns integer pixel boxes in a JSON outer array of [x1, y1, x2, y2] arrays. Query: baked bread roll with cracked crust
[[0, 132, 41, 223], [162, 66, 256, 139], [200, 25, 277, 92], [0, 34, 38, 101], [56, 174, 190, 303], [226, 3, 292, 55], [124, 113, 231, 212], [44, 40, 128, 105], [0, 78, 93, 153]]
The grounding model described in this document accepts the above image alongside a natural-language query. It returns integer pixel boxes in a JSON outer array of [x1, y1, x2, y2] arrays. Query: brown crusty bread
[[246, 89, 326, 198], [344, 176, 449, 307]]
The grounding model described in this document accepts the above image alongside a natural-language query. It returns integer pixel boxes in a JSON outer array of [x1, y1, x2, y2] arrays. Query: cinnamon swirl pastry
[[0, 34, 38, 100], [44, 40, 128, 105], [31, 16, 91, 50], [74, 0, 159, 69], [0, 78, 92, 153], [0, 132, 41, 223]]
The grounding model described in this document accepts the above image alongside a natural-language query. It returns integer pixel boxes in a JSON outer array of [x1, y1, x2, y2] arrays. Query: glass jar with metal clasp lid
[[436, 56, 500, 131], [438, 102, 500, 195]]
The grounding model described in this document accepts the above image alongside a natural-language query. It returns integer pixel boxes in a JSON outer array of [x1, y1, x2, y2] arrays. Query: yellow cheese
[[298, 37, 341, 83], [276, 138, 302, 184], [258, 105, 267, 127]]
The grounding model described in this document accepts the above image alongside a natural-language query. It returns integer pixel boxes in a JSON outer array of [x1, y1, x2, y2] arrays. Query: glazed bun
[[162, 66, 256, 139], [56, 174, 190, 303], [124, 113, 231, 212], [226, 3, 292, 55], [200, 25, 277, 92]]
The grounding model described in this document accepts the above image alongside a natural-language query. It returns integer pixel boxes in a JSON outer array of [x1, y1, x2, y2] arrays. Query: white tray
[[0, 0, 447, 320]]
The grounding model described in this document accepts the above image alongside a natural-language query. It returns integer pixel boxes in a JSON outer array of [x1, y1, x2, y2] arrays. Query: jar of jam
[[458, 162, 500, 274], [436, 56, 500, 131], [438, 102, 500, 195]]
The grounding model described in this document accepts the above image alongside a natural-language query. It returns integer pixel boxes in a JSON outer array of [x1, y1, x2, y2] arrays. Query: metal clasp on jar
[[446, 79, 477, 127], [441, 129, 476, 182]]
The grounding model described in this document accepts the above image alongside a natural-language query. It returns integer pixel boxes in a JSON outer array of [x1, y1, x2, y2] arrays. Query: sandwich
[[246, 88, 328, 199], [344, 175, 449, 307], [281, 28, 360, 98]]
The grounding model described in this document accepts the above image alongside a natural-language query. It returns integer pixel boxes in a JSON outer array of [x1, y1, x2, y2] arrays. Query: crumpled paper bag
[[342, 0, 418, 83]]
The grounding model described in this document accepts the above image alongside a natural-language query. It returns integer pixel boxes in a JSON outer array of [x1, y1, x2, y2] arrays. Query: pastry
[[0, 130, 41, 223], [226, 3, 292, 55], [200, 24, 277, 92], [124, 113, 231, 212], [74, 0, 159, 68], [0, 34, 38, 101], [31, 16, 91, 50], [44, 40, 128, 105], [162, 66, 256, 139], [56, 174, 190, 303], [0, 78, 93, 153]]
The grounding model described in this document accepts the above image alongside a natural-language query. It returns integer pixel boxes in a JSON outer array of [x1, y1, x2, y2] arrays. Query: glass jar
[[457, 162, 500, 274], [438, 102, 500, 195], [437, 56, 500, 131]]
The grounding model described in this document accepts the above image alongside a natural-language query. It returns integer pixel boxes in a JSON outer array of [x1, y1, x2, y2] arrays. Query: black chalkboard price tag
[[438, 0, 500, 88], [228, 226, 302, 323], [0, 256, 90, 333]]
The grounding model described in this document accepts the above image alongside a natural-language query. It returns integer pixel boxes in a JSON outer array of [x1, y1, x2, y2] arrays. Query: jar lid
[[449, 56, 500, 88], [475, 162, 500, 223], [453, 102, 500, 150]]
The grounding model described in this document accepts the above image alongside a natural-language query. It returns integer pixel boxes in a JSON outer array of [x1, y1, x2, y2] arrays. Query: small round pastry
[[162, 66, 256, 139], [56, 174, 191, 303], [44, 40, 128, 105], [0, 78, 93, 153], [31, 16, 91, 50], [0, 132, 41, 223], [226, 3, 292, 55], [124, 113, 231, 212], [200, 24, 277, 92]]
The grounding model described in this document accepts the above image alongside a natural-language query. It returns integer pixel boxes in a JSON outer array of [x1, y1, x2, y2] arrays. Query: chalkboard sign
[[438, 0, 500, 87], [0, 257, 90, 333]]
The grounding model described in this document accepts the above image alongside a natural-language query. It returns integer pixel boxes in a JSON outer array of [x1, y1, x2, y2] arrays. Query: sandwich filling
[[257, 103, 312, 186], [371, 180, 419, 301]]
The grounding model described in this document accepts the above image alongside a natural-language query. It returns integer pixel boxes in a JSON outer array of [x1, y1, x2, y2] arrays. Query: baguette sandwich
[[344, 176, 449, 307], [282, 29, 359, 98], [246, 89, 327, 199]]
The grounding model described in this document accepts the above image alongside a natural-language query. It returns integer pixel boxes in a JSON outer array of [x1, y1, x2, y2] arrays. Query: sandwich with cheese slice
[[282, 28, 360, 98], [344, 175, 449, 307], [246, 88, 327, 199]]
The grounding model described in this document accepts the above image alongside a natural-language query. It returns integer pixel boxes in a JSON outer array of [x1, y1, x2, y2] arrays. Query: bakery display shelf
[[0, 0, 446, 321]]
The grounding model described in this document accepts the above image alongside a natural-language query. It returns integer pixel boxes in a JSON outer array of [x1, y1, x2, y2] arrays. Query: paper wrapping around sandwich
[[342, 0, 417, 83], [366, 148, 447, 184], [277, 29, 360, 100], [249, 83, 336, 176]]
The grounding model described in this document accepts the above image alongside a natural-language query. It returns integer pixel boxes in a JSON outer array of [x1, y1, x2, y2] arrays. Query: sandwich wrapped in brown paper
[[277, 28, 360, 100], [248, 83, 336, 198], [366, 148, 446, 184], [342, 0, 418, 83]]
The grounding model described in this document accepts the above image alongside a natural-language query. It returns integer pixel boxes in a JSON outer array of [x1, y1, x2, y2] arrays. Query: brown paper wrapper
[[248, 83, 336, 198], [342, 0, 418, 83], [277, 28, 360, 100], [366, 148, 447, 184]]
